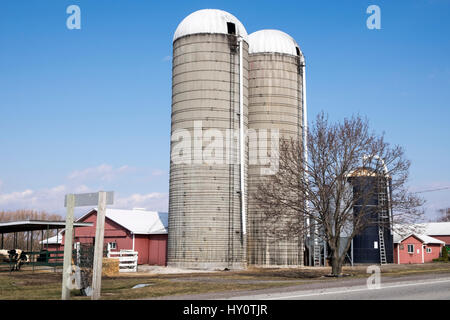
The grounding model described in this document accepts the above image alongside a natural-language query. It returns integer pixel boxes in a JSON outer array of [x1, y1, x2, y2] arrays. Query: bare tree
[[436, 208, 450, 222], [254, 113, 424, 276]]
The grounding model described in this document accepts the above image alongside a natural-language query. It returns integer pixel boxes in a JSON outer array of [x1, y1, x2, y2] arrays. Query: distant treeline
[[0, 210, 63, 250]]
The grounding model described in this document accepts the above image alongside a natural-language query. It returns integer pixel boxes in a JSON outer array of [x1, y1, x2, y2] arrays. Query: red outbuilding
[[44, 208, 168, 266], [394, 233, 444, 264], [417, 222, 450, 246]]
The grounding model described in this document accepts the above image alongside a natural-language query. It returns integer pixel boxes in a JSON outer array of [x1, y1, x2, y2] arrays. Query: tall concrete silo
[[247, 30, 306, 266], [168, 9, 249, 269]]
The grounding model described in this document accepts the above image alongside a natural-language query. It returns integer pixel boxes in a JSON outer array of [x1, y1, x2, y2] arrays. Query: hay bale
[[102, 258, 119, 276]]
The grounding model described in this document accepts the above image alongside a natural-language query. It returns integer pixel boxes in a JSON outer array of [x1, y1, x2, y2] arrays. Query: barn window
[[374, 241, 378, 249], [108, 242, 117, 250], [407, 244, 414, 254], [227, 22, 236, 35], [426, 247, 432, 253]]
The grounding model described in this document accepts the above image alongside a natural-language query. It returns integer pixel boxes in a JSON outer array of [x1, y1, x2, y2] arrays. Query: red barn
[[418, 222, 450, 246], [394, 233, 444, 264], [46, 208, 168, 266]]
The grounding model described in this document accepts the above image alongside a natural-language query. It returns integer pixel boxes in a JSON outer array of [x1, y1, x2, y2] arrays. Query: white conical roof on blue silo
[[249, 29, 303, 58], [173, 9, 248, 42]]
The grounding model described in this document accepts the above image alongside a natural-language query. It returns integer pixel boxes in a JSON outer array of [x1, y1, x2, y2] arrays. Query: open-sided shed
[[0, 220, 92, 270]]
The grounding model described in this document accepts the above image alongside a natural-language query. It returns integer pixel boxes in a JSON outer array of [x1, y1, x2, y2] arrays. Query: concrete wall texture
[[247, 53, 304, 266], [167, 14, 306, 269], [168, 34, 249, 269]]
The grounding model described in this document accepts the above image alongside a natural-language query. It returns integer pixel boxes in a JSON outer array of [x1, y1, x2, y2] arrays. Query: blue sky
[[0, 0, 449, 219]]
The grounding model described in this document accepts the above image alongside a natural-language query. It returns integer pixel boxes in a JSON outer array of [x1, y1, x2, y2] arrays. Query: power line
[[413, 186, 450, 194]]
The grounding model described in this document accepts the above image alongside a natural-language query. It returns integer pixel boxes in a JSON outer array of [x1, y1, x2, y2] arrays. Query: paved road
[[227, 277, 450, 300], [146, 272, 450, 300]]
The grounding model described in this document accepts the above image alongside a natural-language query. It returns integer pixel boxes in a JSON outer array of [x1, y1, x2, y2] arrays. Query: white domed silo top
[[173, 9, 248, 42], [249, 29, 303, 58]]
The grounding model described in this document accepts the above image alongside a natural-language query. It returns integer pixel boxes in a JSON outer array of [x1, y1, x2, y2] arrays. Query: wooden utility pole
[[61, 194, 75, 300], [60, 191, 113, 300], [91, 191, 107, 300]]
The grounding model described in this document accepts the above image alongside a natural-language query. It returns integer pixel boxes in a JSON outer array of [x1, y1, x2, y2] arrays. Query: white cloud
[[68, 164, 134, 182], [0, 186, 168, 215], [117, 165, 130, 172], [0, 187, 61, 213], [151, 169, 166, 176], [0, 183, 100, 214], [74, 185, 91, 193], [113, 192, 168, 212], [0, 165, 169, 214], [0, 189, 35, 204]]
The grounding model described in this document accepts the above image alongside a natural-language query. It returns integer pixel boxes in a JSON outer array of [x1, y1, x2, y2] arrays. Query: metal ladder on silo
[[312, 222, 321, 266], [313, 243, 321, 266], [378, 177, 388, 265], [310, 222, 320, 267], [227, 38, 237, 267], [378, 227, 387, 265]]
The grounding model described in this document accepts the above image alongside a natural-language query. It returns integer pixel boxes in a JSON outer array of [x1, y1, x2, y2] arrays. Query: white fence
[[107, 250, 138, 273]]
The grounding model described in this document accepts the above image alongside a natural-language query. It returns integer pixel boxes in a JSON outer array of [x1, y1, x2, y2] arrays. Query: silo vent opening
[[227, 22, 236, 35], [296, 47, 301, 56]]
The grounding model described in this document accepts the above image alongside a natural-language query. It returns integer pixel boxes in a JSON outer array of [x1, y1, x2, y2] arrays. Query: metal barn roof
[[417, 222, 450, 236], [0, 220, 92, 233], [39, 230, 63, 245], [173, 9, 248, 42], [249, 29, 302, 57], [394, 232, 445, 245], [78, 208, 168, 235]]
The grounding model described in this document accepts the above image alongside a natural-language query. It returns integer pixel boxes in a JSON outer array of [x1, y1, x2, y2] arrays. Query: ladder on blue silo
[[378, 227, 387, 265], [378, 177, 388, 265]]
